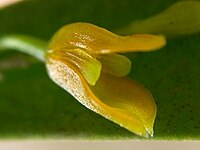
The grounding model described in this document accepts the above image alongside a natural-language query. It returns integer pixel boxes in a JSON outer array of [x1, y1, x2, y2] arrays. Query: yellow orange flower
[[46, 22, 166, 137]]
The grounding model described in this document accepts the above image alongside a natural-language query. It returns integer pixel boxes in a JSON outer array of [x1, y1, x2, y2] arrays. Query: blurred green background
[[0, 0, 199, 139]]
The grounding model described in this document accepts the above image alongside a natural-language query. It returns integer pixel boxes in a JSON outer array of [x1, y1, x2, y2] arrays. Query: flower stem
[[0, 34, 47, 62]]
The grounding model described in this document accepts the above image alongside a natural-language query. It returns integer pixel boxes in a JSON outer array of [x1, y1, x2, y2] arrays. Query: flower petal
[[46, 58, 156, 137], [48, 22, 166, 54], [47, 48, 102, 86], [95, 34, 166, 54], [97, 53, 131, 77], [90, 73, 156, 137]]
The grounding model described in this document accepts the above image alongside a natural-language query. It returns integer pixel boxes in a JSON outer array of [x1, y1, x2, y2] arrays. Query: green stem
[[0, 34, 47, 62]]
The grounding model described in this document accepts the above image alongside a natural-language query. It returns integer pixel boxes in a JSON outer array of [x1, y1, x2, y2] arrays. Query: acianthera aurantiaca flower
[[46, 22, 166, 137]]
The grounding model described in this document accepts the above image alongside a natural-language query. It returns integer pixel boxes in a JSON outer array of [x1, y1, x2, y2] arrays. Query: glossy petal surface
[[48, 23, 166, 54], [98, 53, 131, 77], [91, 73, 156, 137]]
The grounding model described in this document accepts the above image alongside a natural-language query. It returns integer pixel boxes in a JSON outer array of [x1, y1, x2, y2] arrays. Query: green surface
[[0, 0, 200, 139], [118, 0, 200, 37]]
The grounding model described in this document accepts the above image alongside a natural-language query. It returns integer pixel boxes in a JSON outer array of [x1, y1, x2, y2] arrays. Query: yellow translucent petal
[[106, 34, 166, 53], [91, 73, 157, 137], [98, 53, 131, 77], [48, 22, 166, 54], [46, 58, 156, 137], [47, 48, 102, 86]]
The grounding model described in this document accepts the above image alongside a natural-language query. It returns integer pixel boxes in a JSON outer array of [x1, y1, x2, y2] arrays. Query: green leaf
[[0, 0, 200, 139], [118, 1, 200, 38]]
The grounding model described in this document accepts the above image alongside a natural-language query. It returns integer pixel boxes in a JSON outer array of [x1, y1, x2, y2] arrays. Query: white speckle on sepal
[[46, 58, 100, 113]]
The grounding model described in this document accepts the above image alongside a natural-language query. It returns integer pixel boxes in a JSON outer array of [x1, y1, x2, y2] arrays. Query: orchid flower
[[0, 22, 166, 137], [46, 22, 166, 137]]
